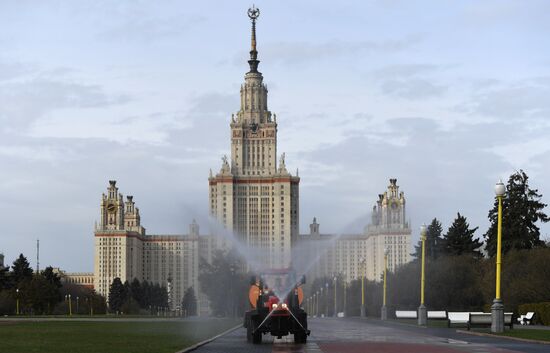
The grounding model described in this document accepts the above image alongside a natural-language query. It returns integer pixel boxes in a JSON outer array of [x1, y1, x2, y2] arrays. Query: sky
[[0, 0, 549, 272]]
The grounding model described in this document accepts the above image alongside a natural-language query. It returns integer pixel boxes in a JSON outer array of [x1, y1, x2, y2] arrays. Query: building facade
[[364, 178, 412, 280], [208, 10, 299, 269], [302, 179, 412, 283], [93, 180, 205, 312]]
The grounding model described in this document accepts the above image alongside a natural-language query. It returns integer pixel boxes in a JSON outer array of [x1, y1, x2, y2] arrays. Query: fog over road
[[193, 317, 548, 353]]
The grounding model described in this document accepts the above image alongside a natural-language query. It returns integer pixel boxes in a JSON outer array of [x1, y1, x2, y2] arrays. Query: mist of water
[[203, 215, 361, 302]]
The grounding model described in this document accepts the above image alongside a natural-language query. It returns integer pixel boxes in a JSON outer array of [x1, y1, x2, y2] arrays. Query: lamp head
[[420, 224, 427, 239], [384, 247, 390, 256], [495, 179, 506, 197]]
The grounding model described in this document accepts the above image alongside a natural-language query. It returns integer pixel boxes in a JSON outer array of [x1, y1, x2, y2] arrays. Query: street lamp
[[418, 224, 428, 326], [320, 287, 323, 318], [313, 293, 317, 317], [333, 276, 337, 317], [16, 288, 19, 315], [325, 282, 329, 317], [381, 247, 389, 320], [317, 290, 321, 317], [359, 257, 366, 317], [68, 294, 72, 316], [492, 179, 506, 333], [76, 296, 80, 315], [343, 272, 347, 317], [229, 264, 236, 318]]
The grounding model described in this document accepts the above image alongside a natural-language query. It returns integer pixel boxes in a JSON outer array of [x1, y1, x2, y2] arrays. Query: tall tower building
[[94, 180, 201, 311], [364, 178, 412, 280], [209, 7, 300, 269]]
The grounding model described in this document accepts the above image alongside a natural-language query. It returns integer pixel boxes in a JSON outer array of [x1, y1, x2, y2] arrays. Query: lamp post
[[381, 247, 389, 320], [313, 294, 317, 317], [69, 294, 72, 316], [325, 282, 329, 317], [359, 257, 366, 317], [333, 276, 337, 317], [418, 224, 428, 326], [16, 288, 19, 315], [76, 296, 80, 315], [316, 291, 320, 317], [492, 179, 506, 333], [320, 287, 323, 317], [229, 264, 236, 318], [343, 272, 347, 317]]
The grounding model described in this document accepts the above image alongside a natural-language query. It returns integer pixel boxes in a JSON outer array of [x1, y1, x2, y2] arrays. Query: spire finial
[[247, 5, 260, 73]]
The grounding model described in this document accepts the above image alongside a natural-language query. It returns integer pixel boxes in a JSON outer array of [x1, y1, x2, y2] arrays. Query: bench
[[517, 312, 535, 325], [395, 310, 417, 319], [427, 311, 447, 320], [448, 312, 470, 328], [468, 312, 514, 330]]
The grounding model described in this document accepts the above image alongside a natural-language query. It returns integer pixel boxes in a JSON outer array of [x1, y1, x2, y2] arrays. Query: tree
[[129, 278, 142, 304], [18, 275, 60, 315], [441, 213, 482, 256], [108, 277, 126, 313], [199, 249, 248, 317], [484, 170, 549, 257], [41, 267, 62, 313], [0, 263, 10, 290], [11, 254, 33, 285], [413, 218, 444, 260], [181, 287, 197, 316]]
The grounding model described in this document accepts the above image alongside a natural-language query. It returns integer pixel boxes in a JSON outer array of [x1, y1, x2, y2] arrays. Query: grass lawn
[[0, 318, 240, 353], [498, 329, 550, 342]]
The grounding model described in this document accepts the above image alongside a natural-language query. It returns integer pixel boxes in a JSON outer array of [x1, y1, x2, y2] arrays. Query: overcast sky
[[1, 1, 549, 271]]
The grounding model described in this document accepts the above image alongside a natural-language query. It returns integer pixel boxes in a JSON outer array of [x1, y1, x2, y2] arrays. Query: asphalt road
[[192, 317, 549, 353]]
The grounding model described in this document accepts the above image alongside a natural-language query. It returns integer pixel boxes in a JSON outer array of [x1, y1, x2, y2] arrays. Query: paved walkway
[[192, 317, 549, 353]]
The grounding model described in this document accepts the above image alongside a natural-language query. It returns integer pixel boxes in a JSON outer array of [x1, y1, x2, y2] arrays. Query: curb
[[456, 329, 550, 345], [175, 324, 242, 353]]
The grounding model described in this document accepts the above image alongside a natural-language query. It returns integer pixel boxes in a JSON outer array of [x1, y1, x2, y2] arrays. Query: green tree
[[413, 218, 444, 260], [199, 249, 248, 317], [108, 277, 126, 313], [11, 254, 33, 285], [0, 263, 10, 290], [18, 275, 60, 315], [181, 286, 197, 316], [129, 278, 142, 304], [441, 213, 482, 256], [484, 170, 549, 257]]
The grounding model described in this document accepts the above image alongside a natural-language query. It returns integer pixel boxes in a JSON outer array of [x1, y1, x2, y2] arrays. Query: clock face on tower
[[107, 203, 116, 213]]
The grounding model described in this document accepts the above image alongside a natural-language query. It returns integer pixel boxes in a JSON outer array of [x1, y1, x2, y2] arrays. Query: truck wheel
[[252, 330, 262, 344], [246, 322, 253, 342]]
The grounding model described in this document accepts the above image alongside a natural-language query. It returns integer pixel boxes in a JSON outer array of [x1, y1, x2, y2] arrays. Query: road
[[192, 317, 549, 353]]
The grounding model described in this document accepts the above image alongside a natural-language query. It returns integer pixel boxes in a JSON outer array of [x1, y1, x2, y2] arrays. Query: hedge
[[518, 302, 550, 325]]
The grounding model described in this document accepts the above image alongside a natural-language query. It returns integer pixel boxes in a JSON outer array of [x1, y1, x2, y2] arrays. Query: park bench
[[468, 312, 514, 330], [517, 312, 535, 325], [448, 312, 470, 328], [427, 311, 447, 320], [395, 310, 417, 319]]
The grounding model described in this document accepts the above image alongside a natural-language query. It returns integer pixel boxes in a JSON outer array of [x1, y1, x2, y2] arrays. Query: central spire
[[247, 5, 260, 73]]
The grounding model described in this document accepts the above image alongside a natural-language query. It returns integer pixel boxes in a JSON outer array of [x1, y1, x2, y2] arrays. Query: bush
[[518, 302, 550, 325]]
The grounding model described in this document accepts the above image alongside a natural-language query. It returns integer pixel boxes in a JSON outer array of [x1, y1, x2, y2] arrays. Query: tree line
[[0, 254, 106, 315], [412, 170, 548, 259], [107, 277, 169, 314]]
